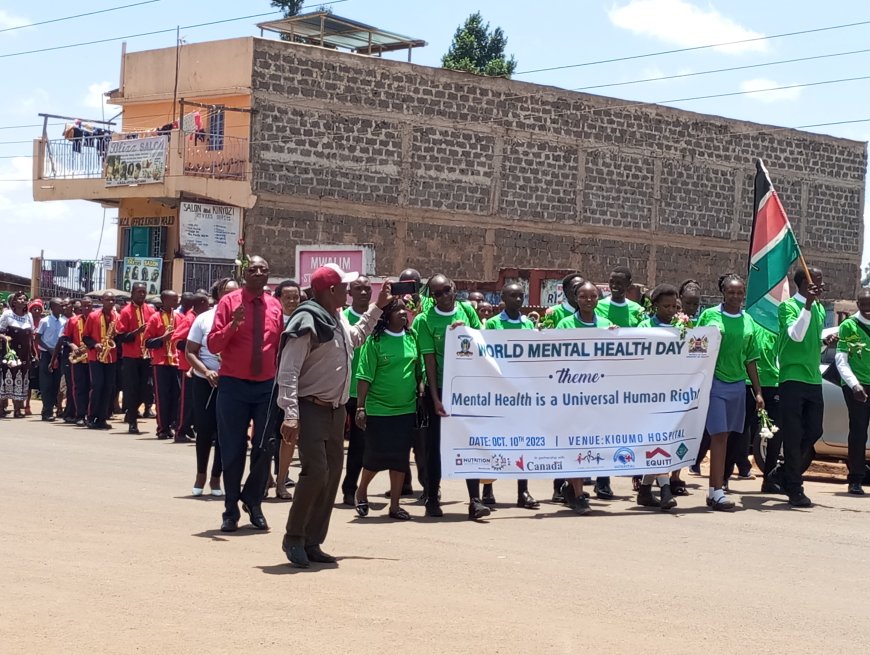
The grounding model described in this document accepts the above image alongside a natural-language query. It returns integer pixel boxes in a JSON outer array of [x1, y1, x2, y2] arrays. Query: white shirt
[[187, 308, 220, 377]]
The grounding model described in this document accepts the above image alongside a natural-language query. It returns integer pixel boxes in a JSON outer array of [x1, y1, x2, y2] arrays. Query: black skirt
[[363, 413, 415, 472]]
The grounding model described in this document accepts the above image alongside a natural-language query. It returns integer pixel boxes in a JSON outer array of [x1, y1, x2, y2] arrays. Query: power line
[[574, 46, 870, 92], [0, 0, 350, 60], [0, 1, 161, 34], [514, 18, 870, 76]]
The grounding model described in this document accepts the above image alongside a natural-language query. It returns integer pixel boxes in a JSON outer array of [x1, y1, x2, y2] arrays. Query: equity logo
[[645, 447, 672, 467], [645, 447, 671, 459]]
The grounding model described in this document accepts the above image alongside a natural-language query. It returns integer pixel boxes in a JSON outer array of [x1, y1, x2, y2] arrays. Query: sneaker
[[636, 485, 657, 507], [659, 484, 677, 510], [569, 496, 591, 515], [468, 498, 491, 521]]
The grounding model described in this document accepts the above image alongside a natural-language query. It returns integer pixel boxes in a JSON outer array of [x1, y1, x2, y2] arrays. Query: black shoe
[[659, 484, 677, 510], [594, 481, 614, 500], [761, 479, 785, 494], [708, 495, 736, 511], [637, 484, 657, 507], [220, 518, 238, 532], [425, 502, 443, 518], [551, 491, 565, 503], [671, 480, 689, 496], [848, 483, 865, 496], [468, 499, 491, 521], [63, 417, 77, 424], [417, 493, 429, 505], [569, 496, 591, 515], [285, 477, 296, 488], [75, 418, 86, 427], [400, 487, 414, 497], [305, 545, 337, 564], [173, 434, 193, 443], [283, 540, 309, 568], [342, 493, 355, 507], [482, 492, 497, 506], [41, 415, 56, 422], [242, 503, 269, 530], [560, 481, 575, 506], [143, 408, 156, 419], [788, 491, 812, 508], [517, 491, 540, 509], [128, 423, 141, 435], [156, 432, 170, 440]]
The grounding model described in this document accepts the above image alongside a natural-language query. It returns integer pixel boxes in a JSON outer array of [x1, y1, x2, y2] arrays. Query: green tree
[[442, 12, 517, 78], [271, 0, 305, 17]]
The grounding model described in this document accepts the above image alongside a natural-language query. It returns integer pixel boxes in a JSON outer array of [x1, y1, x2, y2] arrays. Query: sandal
[[706, 495, 735, 511], [276, 486, 292, 501], [355, 499, 369, 518], [671, 480, 690, 496], [388, 507, 411, 521]]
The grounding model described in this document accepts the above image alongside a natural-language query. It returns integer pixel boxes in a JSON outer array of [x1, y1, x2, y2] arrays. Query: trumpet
[[69, 345, 88, 364], [97, 321, 117, 364], [165, 314, 178, 367]]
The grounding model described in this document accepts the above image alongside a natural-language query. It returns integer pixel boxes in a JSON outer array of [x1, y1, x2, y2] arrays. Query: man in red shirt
[[144, 290, 181, 440], [59, 298, 92, 425], [114, 282, 155, 435], [82, 292, 119, 430], [208, 256, 284, 533]]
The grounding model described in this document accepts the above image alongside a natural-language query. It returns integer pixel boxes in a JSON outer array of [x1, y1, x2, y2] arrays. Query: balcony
[[33, 130, 255, 208]]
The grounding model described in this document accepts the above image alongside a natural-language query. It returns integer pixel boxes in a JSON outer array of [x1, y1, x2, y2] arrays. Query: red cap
[[28, 299, 44, 311], [309, 263, 359, 293]]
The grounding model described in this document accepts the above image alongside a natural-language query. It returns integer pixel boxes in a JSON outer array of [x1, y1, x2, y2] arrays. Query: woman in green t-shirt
[[354, 299, 423, 521], [696, 274, 765, 511]]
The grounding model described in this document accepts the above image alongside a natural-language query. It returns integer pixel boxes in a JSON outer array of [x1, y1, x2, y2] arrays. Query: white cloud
[[738, 78, 803, 103], [609, 0, 767, 54], [83, 81, 113, 114], [0, 9, 30, 34], [0, 157, 116, 277]]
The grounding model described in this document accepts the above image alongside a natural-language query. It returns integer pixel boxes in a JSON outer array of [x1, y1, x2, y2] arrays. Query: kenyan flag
[[746, 159, 802, 333]]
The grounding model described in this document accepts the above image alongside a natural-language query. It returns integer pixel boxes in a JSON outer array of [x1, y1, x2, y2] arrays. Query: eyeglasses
[[432, 286, 453, 298]]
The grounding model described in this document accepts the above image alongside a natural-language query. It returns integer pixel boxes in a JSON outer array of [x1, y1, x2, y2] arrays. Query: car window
[[821, 345, 836, 365]]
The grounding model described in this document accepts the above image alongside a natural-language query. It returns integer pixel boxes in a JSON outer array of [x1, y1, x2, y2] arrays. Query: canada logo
[[515, 455, 525, 470]]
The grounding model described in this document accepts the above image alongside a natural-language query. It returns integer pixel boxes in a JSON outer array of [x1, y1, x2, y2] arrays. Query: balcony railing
[[43, 137, 110, 179], [183, 133, 248, 180], [39, 130, 248, 183]]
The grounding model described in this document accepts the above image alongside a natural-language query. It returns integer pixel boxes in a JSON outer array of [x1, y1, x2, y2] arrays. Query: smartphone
[[390, 281, 419, 296]]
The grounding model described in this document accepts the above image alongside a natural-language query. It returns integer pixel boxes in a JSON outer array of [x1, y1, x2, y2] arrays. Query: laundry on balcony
[[62, 120, 112, 155]]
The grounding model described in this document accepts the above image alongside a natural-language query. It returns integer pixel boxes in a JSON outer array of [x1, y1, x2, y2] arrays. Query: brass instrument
[[68, 345, 88, 364], [97, 319, 117, 364], [137, 306, 149, 359], [163, 311, 178, 367]]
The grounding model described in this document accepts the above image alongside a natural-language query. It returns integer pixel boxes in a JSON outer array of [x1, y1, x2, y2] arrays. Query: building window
[[123, 226, 166, 258], [208, 107, 225, 151]]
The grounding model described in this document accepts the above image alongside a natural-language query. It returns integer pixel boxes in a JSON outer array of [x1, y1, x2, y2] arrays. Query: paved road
[[2, 411, 869, 654]]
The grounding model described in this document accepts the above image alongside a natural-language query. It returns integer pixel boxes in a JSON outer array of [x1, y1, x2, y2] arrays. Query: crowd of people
[[2, 256, 868, 569]]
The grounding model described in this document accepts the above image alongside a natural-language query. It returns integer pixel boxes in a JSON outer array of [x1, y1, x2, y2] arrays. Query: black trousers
[[71, 362, 90, 420], [152, 365, 180, 435], [215, 376, 272, 521], [778, 381, 824, 493], [61, 356, 74, 418], [425, 389, 443, 502], [190, 374, 221, 479], [403, 424, 427, 494], [748, 387, 782, 478], [38, 351, 62, 418], [177, 373, 194, 438], [842, 386, 870, 483], [122, 357, 151, 424], [87, 361, 116, 422], [341, 397, 365, 496]]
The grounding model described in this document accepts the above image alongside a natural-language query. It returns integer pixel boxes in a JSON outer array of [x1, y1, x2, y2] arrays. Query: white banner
[[441, 326, 721, 478], [179, 201, 242, 260]]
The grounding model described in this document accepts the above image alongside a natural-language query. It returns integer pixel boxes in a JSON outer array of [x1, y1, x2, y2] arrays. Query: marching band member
[[83, 292, 119, 430], [115, 282, 155, 435], [145, 290, 181, 440]]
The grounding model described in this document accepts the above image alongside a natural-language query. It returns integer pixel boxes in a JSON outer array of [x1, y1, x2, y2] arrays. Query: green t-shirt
[[637, 315, 672, 328], [416, 302, 481, 388], [485, 311, 535, 330], [697, 306, 760, 383], [343, 307, 364, 397], [778, 297, 826, 385], [556, 314, 614, 329], [595, 297, 645, 327], [356, 330, 420, 416], [541, 302, 575, 329], [750, 324, 779, 388], [837, 318, 870, 386]]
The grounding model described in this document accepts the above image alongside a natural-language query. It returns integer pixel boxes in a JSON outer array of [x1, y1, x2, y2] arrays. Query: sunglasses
[[432, 286, 453, 298]]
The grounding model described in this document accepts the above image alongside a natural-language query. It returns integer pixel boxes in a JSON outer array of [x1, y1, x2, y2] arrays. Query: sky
[[2, 0, 870, 278]]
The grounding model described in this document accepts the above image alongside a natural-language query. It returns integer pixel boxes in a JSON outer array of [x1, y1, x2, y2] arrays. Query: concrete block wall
[[246, 38, 867, 300]]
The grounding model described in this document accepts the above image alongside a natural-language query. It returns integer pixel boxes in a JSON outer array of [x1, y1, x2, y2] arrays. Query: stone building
[[33, 14, 866, 301]]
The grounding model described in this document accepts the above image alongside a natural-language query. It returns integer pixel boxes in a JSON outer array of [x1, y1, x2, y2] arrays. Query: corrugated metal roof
[[257, 11, 426, 56]]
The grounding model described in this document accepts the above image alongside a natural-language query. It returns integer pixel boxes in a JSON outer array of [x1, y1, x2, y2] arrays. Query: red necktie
[[251, 296, 264, 377]]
